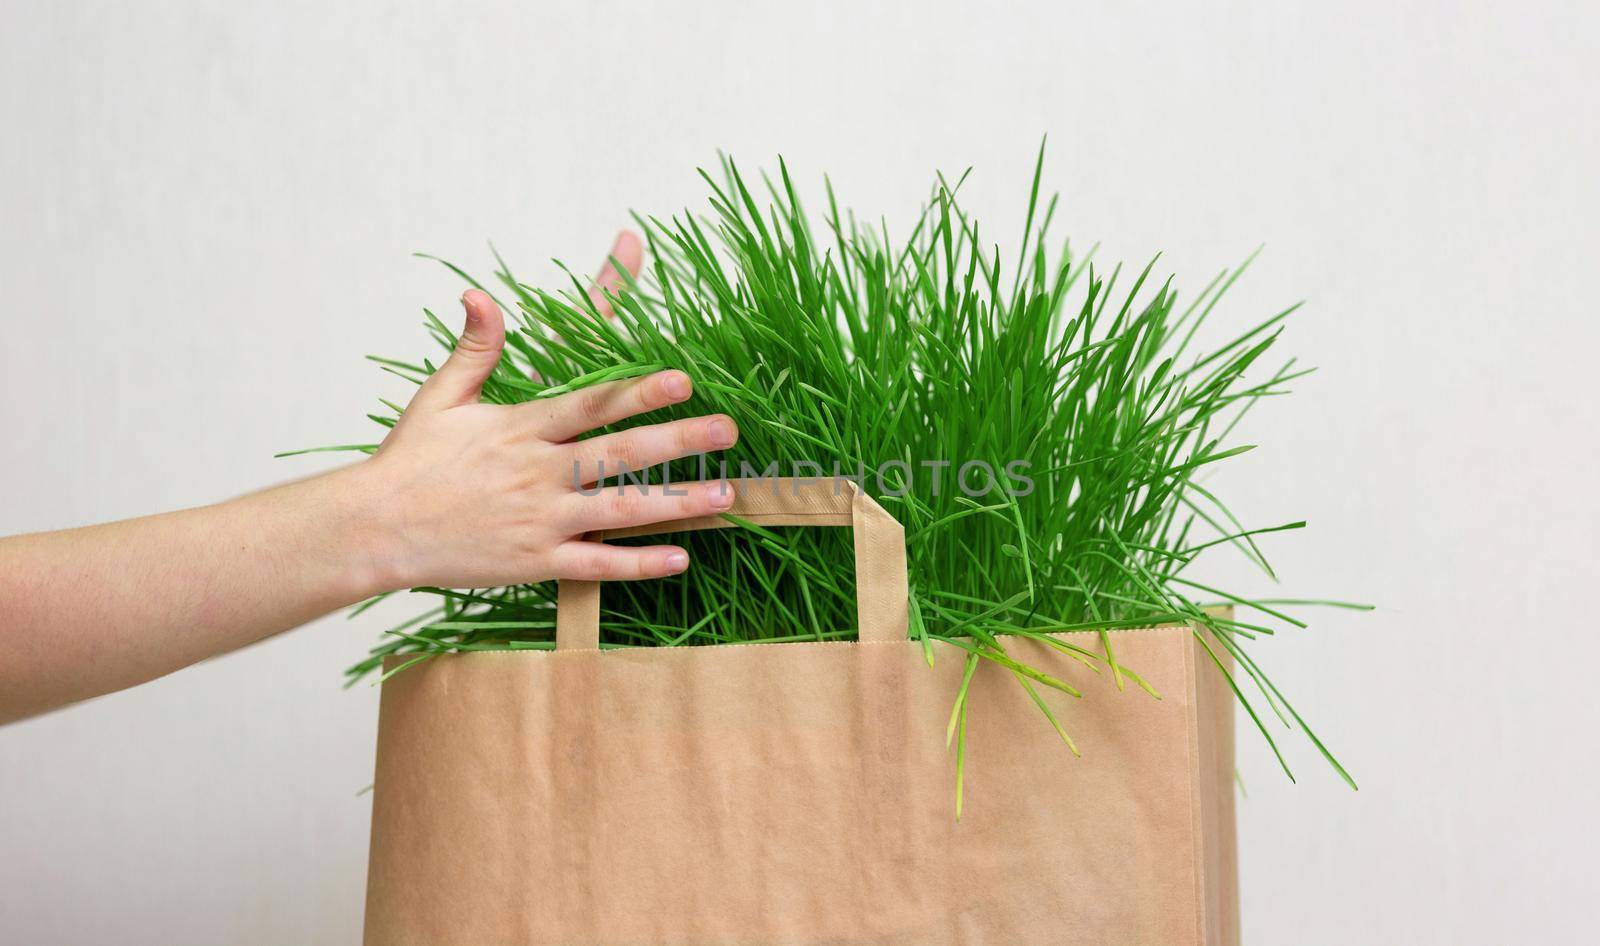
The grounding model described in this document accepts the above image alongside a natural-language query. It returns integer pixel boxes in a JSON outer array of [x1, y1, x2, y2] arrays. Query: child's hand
[[352, 288, 738, 592]]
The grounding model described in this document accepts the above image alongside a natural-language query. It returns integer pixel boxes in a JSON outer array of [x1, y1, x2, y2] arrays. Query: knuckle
[[577, 547, 612, 580], [631, 554, 653, 580], [608, 491, 643, 523], [609, 437, 641, 470], [455, 332, 497, 358], [579, 389, 611, 426], [632, 379, 656, 413]]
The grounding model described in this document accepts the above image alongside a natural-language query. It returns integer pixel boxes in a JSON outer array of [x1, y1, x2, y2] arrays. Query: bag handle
[[556, 478, 909, 650]]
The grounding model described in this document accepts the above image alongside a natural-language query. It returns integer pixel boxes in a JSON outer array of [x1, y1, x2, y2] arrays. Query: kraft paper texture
[[364, 481, 1238, 945]]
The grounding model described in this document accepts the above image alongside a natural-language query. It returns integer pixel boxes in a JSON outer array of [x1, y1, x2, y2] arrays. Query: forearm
[[0, 465, 388, 722], [0, 274, 727, 723]]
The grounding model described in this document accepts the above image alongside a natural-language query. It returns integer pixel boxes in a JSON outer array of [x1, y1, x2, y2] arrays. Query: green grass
[[307, 146, 1365, 799]]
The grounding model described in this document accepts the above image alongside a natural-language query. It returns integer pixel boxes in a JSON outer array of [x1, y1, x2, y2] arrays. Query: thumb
[[412, 289, 505, 410]]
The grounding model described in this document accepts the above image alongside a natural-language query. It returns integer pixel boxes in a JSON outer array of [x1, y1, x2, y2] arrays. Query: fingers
[[411, 290, 506, 411], [529, 369, 693, 442], [589, 230, 644, 320], [566, 480, 735, 532], [553, 541, 690, 581], [568, 415, 739, 485], [528, 230, 646, 382]]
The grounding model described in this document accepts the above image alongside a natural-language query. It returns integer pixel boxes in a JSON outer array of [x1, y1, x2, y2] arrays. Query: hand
[[351, 281, 739, 592], [0, 231, 709, 720]]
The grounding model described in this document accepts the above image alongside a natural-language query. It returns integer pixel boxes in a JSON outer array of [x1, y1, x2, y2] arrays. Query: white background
[[3, 2, 1596, 943]]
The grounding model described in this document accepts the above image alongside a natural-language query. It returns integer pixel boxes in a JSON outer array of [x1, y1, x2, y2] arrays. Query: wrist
[[321, 459, 415, 600]]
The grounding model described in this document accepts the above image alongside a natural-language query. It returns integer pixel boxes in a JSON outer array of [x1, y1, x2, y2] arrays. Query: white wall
[[2, 2, 1595, 943]]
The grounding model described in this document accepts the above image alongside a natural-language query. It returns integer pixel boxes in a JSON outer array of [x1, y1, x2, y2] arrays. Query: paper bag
[[364, 479, 1238, 945]]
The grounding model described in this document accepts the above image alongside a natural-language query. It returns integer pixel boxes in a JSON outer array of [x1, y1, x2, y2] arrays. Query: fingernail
[[662, 371, 691, 401], [708, 417, 737, 448], [666, 550, 689, 572], [707, 484, 735, 510]]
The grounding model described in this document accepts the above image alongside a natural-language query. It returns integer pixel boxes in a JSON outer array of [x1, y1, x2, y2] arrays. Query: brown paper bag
[[364, 479, 1238, 945]]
